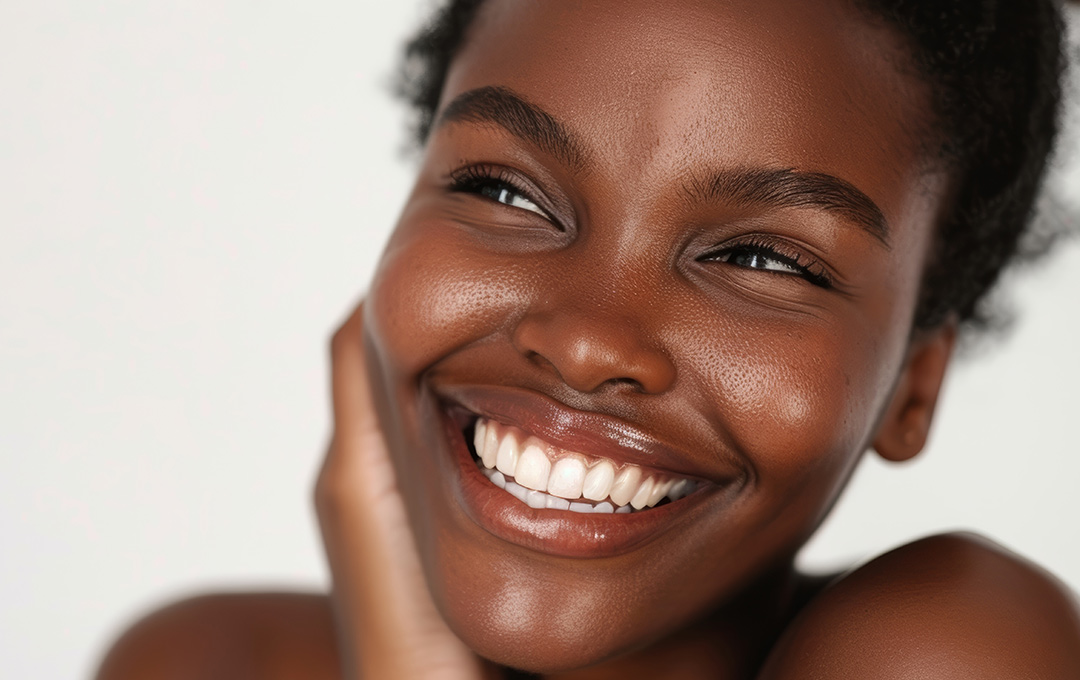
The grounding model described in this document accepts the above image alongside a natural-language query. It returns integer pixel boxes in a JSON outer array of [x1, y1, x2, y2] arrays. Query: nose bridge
[[512, 246, 676, 394]]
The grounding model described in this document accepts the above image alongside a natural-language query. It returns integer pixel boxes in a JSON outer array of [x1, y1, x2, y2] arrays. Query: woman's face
[[366, 0, 948, 672]]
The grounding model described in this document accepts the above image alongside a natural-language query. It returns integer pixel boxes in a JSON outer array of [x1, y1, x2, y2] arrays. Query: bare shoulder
[[94, 591, 341, 680], [759, 532, 1080, 679]]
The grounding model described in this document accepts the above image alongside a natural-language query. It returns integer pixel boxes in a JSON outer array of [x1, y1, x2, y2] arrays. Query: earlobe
[[872, 321, 957, 463]]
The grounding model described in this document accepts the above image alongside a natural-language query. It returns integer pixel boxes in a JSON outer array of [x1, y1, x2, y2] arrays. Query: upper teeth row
[[473, 418, 695, 511]]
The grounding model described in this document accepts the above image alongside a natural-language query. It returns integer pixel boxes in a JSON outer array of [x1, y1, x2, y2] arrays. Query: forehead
[[440, 0, 939, 234]]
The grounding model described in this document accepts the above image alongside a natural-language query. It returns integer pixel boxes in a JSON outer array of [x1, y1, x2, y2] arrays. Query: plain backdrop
[[1, 2, 1078, 678]]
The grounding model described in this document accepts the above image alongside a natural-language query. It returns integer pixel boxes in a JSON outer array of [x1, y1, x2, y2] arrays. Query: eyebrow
[[435, 86, 586, 171], [437, 86, 889, 247], [684, 167, 891, 247]]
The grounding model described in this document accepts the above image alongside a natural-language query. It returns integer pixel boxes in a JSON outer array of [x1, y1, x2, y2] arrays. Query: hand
[[314, 302, 494, 680]]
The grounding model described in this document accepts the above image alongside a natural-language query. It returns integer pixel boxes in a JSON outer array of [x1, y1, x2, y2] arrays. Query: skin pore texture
[[95, 1, 1080, 679]]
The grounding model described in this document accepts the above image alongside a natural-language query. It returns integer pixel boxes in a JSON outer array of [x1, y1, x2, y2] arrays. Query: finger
[[328, 301, 379, 450], [318, 299, 390, 515]]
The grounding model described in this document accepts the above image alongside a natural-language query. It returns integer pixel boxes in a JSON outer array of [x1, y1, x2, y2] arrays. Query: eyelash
[[699, 236, 833, 289], [448, 164, 554, 222], [450, 166, 831, 288]]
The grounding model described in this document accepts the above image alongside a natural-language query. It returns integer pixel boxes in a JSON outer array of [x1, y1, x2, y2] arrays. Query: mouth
[[469, 417, 699, 514], [434, 386, 733, 558]]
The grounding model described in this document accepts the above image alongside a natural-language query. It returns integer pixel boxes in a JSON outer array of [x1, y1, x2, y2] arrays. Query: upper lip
[[438, 384, 743, 485]]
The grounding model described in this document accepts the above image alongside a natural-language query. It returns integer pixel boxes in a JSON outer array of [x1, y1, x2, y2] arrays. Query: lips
[[434, 385, 740, 558]]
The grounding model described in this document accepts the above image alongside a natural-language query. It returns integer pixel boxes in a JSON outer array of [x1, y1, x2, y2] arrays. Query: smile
[[471, 418, 698, 514], [435, 385, 734, 558]]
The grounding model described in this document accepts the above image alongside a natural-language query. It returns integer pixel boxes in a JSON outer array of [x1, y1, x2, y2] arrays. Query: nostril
[[512, 311, 676, 394], [524, 350, 557, 372], [605, 377, 645, 392]]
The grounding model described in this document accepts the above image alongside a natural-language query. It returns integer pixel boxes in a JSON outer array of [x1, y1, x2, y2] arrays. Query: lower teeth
[[480, 465, 634, 514]]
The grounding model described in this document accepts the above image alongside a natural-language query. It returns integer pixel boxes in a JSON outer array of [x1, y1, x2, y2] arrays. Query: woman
[[97, 0, 1080, 677]]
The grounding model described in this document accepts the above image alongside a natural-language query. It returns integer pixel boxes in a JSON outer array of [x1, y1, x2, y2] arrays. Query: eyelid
[[699, 234, 833, 288], [448, 163, 563, 227]]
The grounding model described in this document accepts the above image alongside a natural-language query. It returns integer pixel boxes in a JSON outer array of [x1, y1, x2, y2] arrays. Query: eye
[[449, 165, 549, 218], [700, 238, 832, 289], [478, 182, 546, 216], [719, 247, 801, 275]]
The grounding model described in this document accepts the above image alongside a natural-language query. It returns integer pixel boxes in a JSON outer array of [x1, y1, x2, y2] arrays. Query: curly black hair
[[395, 0, 1071, 335]]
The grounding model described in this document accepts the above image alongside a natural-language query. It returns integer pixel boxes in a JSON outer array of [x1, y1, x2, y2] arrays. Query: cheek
[[367, 216, 530, 379], [688, 318, 890, 495]]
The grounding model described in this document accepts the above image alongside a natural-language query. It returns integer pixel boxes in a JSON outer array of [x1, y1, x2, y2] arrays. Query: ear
[[872, 322, 957, 463]]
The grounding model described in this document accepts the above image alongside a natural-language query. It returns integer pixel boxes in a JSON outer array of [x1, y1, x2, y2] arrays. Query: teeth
[[647, 478, 674, 507], [525, 490, 547, 509], [630, 477, 655, 510], [472, 418, 698, 514], [582, 461, 615, 501], [480, 422, 500, 469], [609, 466, 642, 507], [548, 457, 587, 499], [473, 421, 486, 459], [545, 495, 570, 510], [594, 501, 615, 514], [515, 444, 551, 492], [495, 432, 520, 476], [504, 479, 528, 502], [668, 478, 692, 501]]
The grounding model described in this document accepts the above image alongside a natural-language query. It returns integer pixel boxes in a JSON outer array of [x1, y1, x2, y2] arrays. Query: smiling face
[[364, 0, 951, 673]]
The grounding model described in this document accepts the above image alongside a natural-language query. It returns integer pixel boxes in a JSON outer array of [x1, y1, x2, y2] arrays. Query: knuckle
[[313, 455, 345, 518], [328, 302, 365, 360], [313, 476, 340, 525], [329, 325, 350, 360]]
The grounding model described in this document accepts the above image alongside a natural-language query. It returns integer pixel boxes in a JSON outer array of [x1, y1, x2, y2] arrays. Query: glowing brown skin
[[94, 1, 1080, 679], [366, 0, 945, 673]]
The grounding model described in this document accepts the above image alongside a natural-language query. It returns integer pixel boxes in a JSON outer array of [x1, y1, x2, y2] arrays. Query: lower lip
[[439, 407, 718, 559]]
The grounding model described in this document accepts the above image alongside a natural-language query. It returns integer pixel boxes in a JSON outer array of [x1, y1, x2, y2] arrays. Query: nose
[[512, 306, 676, 394]]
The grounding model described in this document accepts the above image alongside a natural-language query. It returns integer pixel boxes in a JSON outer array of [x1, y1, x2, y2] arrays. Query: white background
[[1, 2, 1077, 678]]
